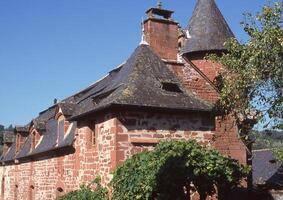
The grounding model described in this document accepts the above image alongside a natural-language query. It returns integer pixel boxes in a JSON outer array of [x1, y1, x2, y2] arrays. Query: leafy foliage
[[57, 177, 108, 200], [0, 125, 4, 132], [252, 130, 283, 160], [111, 140, 248, 200], [209, 1, 283, 136]]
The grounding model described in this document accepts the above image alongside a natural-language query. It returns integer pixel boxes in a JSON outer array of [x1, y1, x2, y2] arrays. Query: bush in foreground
[[57, 177, 108, 200], [111, 140, 249, 200]]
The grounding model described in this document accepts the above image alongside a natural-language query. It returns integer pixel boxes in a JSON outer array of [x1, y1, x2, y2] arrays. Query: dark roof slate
[[182, 0, 234, 55], [30, 119, 58, 155], [7, 44, 214, 162], [58, 102, 77, 117], [16, 136, 32, 159], [2, 142, 16, 162], [3, 131, 15, 144], [253, 150, 283, 189], [15, 126, 29, 133], [71, 45, 212, 119], [15, 121, 76, 159]]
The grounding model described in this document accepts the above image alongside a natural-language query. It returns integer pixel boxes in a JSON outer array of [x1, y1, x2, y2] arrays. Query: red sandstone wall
[[0, 114, 117, 200], [0, 111, 246, 200], [114, 111, 215, 165], [144, 19, 179, 61], [168, 61, 247, 165]]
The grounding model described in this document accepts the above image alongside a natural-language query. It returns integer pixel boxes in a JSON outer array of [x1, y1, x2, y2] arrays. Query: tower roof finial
[[157, 0, 162, 9]]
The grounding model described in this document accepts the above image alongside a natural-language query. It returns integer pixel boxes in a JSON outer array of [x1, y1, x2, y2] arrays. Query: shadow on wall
[[116, 111, 215, 132]]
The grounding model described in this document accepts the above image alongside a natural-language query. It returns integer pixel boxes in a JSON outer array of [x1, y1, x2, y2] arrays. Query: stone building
[[0, 0, 247, 199]]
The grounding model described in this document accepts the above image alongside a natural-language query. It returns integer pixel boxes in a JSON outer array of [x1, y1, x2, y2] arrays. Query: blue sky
[[0, 0, 273, 127]]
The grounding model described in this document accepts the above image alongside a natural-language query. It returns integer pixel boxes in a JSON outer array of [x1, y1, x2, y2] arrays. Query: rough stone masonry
[[0, 0, 247, 199]]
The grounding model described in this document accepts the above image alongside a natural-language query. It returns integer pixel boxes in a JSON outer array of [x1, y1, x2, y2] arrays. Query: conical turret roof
[[182, 0, 234, 55]]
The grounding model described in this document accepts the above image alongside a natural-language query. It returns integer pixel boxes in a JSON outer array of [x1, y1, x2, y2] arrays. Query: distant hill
[[0, 125, 4, 132], [253, 130, 283, 150]]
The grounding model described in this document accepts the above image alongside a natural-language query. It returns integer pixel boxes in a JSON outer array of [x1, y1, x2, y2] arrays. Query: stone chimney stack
[[143, 3, 179, 61]]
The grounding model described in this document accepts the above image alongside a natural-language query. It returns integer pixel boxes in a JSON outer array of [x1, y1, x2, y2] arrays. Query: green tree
[[111, 140, 248, 200], [6, 124, 14, 131], [210, 1, 282, 141], [57, 177, 108, 200], [0, 125, 4, 132]]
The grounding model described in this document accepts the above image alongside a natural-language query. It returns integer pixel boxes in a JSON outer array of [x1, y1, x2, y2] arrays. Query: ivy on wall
[[111, 140, 249, 200]]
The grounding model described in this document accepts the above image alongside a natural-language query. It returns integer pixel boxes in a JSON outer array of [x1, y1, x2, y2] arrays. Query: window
[[161, 82, 183, 93], [31, 133, 36, 149], [56, 187, 64, 198], [14, 185, 18, 200], [29, 185, 35, 200], [31, 130, 41, 150]]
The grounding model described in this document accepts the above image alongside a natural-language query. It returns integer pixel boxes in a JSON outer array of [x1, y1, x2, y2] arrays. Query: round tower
[[182, 0, 235, 82]]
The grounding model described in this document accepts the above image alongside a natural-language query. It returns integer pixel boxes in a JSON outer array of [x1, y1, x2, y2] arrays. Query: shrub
[[57, 177, 108, 200], [111, 140, 249, 200]]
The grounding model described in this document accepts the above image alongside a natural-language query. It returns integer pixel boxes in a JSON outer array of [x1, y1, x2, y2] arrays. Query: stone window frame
[[31, 130, 41, 150], [55, 109, 70, 143], [14, 184, 18, 200], [56, 113, 66, 143], [29, 185, 35, 200]]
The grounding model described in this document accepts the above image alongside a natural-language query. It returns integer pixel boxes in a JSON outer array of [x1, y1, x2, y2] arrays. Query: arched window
[[56, 187, 64, 198], [29, 185, 35, 200], [14, 185, 18, 200]]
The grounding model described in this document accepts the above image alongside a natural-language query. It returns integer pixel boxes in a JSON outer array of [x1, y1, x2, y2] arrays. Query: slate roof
[[16, 136, 32, 159], [15, 122, 77, 160], [253, 149, 283, 189], [182, 0, 234, 55], [2, 131, 15, 144], [2, 44, 214, 163], [15, 126, 29, 133], [2, 142, 16, 163], [70, 44, 213, 119]]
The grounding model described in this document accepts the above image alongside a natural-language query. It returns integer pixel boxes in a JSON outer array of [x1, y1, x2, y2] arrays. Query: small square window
[[161, 82, 183, 93]]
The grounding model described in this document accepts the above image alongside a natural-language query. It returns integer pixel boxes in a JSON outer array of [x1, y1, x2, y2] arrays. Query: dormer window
[[161, 82, 183, 93], [55, 108, 70, 144], [31, 130, 40, 149]]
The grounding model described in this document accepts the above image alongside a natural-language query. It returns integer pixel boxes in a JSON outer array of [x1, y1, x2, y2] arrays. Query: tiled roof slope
[[182, 0, 234, 55], [70, 44, 213, 119], [253, 150, 283, 189], [2, 142, 16, 163], [1, 44, 214, 163]]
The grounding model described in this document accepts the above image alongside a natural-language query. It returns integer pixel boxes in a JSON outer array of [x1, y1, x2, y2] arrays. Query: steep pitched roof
[[70, 44, 213, 119], [182, 0, 234, 55], [4, 45, 214, 162], [2, 143, 16, 163], [2, 131, 15, 144]]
